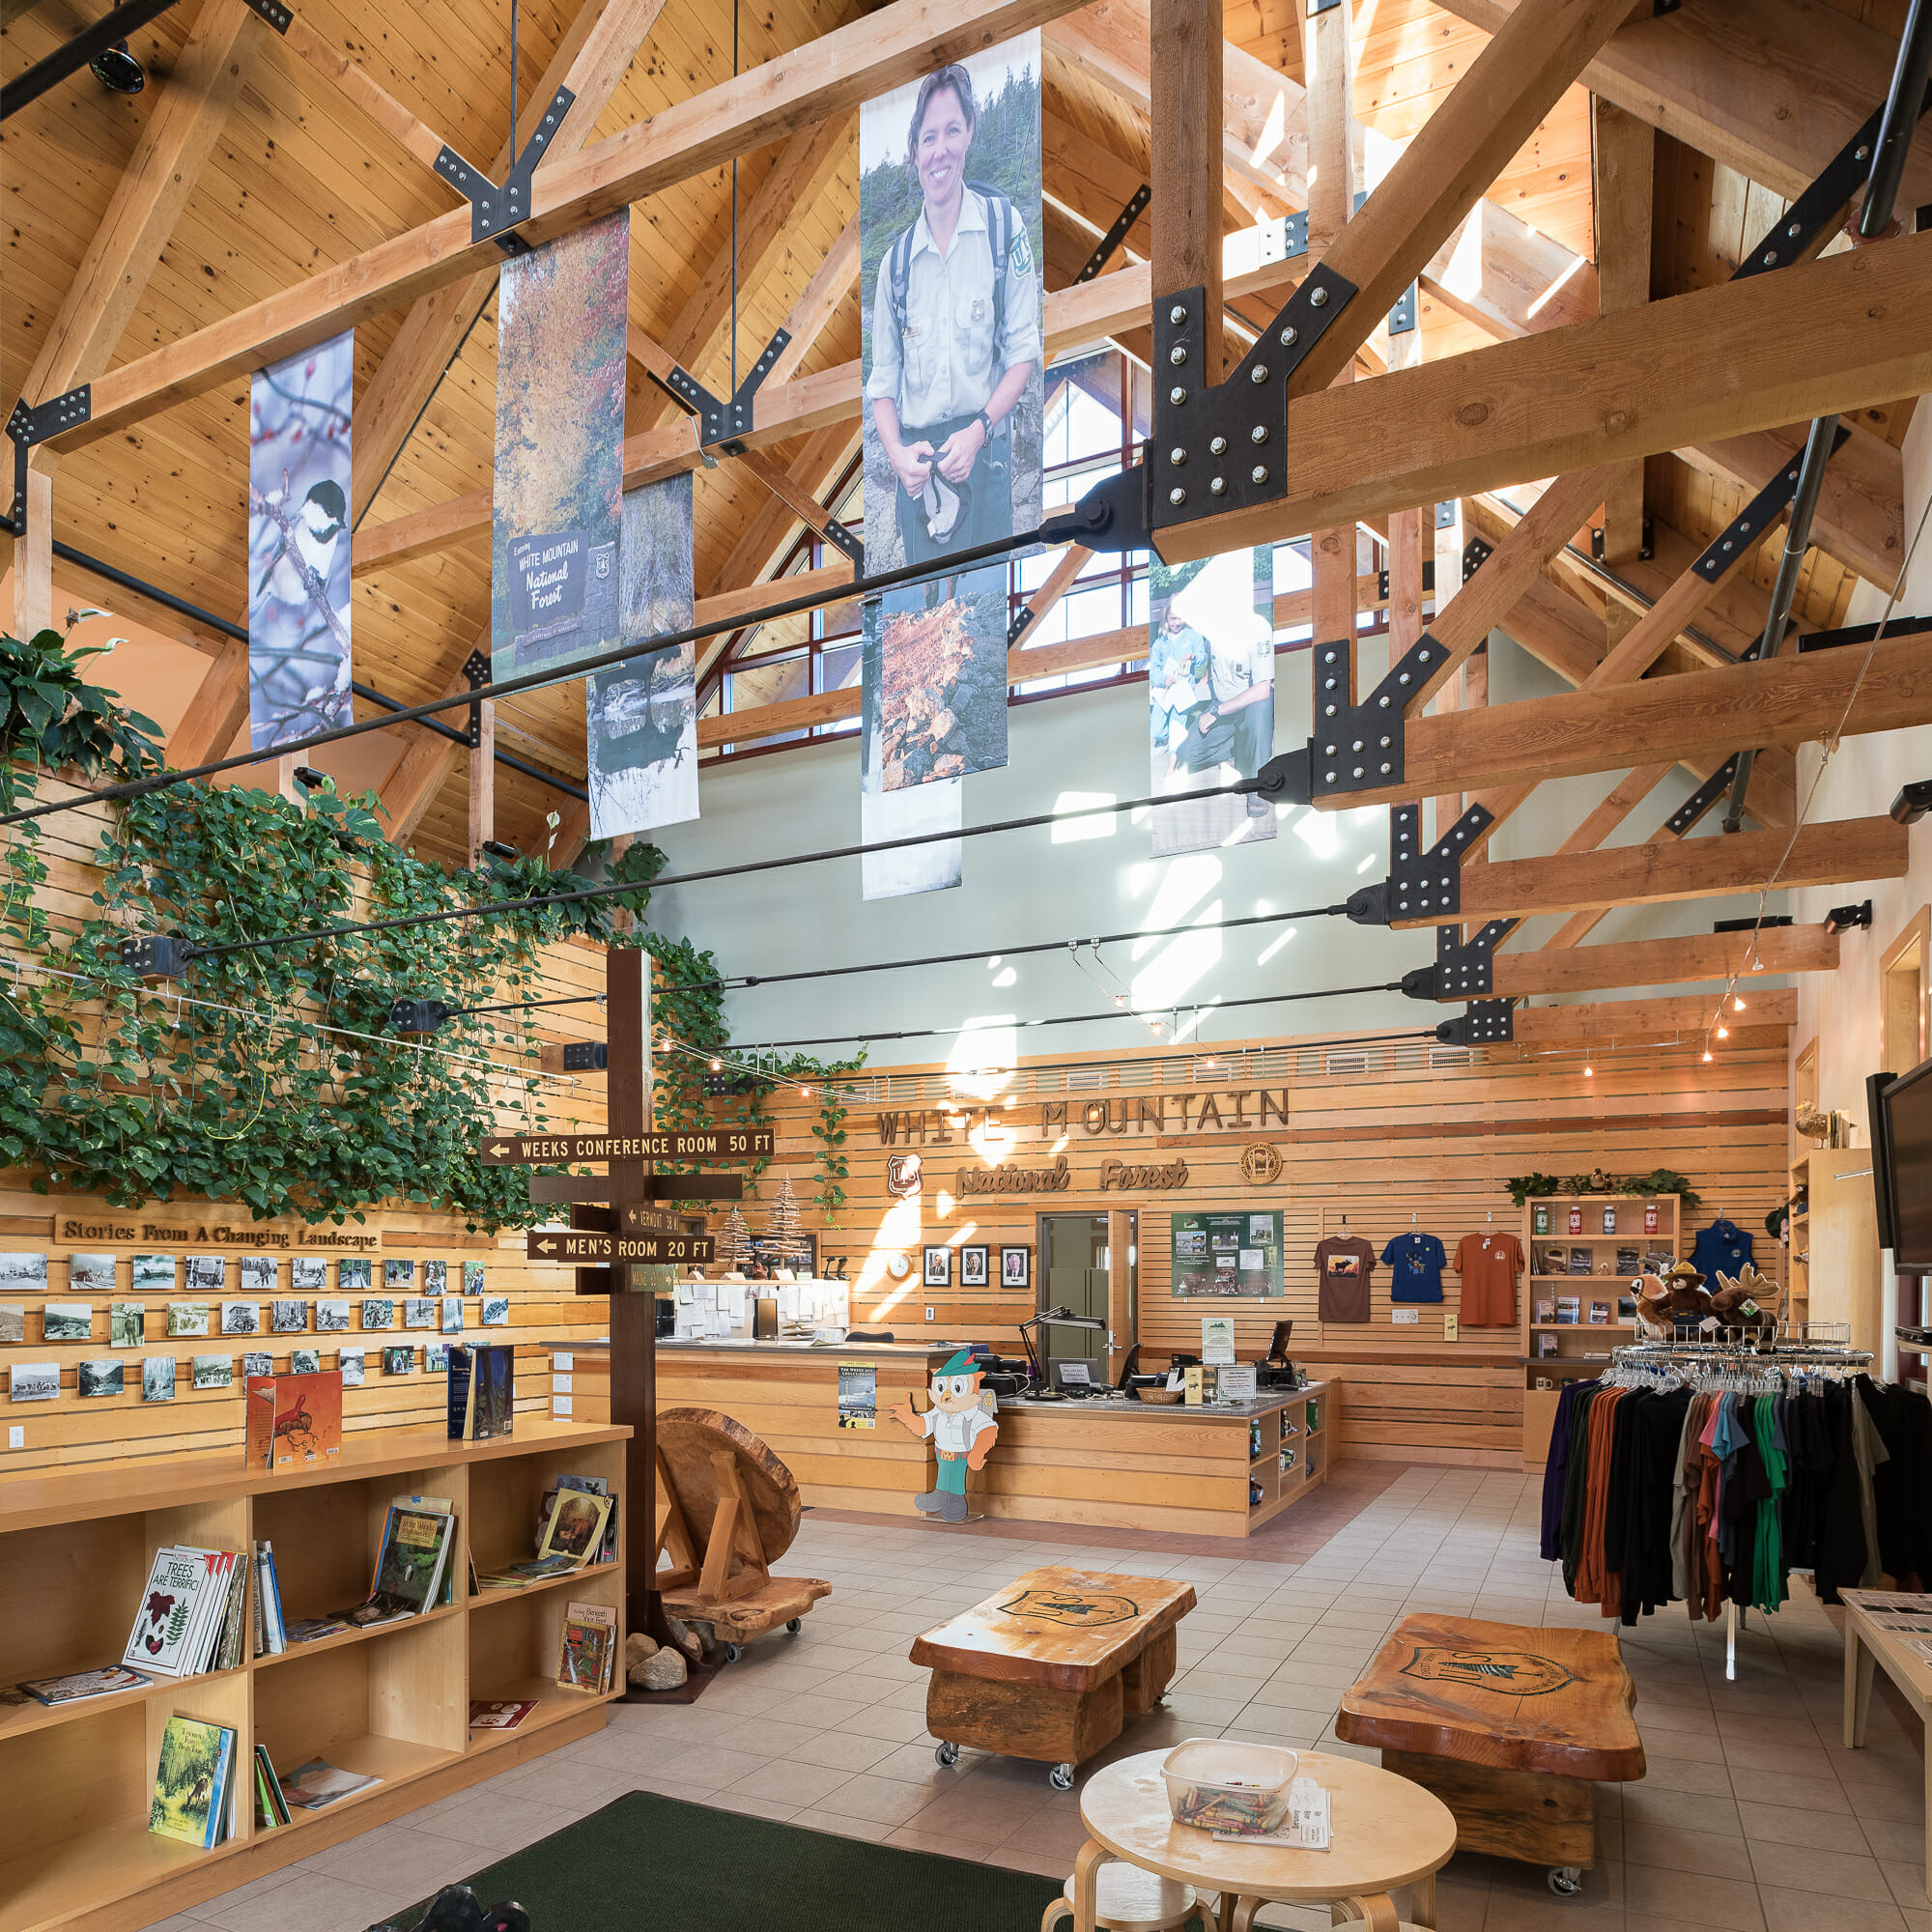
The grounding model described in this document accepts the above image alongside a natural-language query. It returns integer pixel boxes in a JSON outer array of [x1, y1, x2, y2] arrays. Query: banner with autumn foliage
[[490, 211, 630, 682]]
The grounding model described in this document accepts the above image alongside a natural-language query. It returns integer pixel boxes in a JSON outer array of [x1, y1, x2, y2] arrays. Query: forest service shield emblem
[[1399, 1646, 1576, 1695], [998, 1589, 1139, 1629]]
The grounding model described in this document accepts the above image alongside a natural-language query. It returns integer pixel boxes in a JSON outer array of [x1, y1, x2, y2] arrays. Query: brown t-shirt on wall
[[1315, 1236, 1376, 1322], [1455, 1231, 1524, 1325]]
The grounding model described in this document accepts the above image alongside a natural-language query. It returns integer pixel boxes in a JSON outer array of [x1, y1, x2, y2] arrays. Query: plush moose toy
[[1710, 1263, 1782, 1336]]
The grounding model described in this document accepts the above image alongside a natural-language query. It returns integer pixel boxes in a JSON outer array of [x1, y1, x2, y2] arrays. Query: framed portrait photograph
[[1001, 1246, 1030, 1290], [923, 1244, 952, 1288], [960, 1244, 989, 1288]]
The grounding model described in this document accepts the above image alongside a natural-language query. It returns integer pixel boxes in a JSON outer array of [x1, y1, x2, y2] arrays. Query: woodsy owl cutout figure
[[892, 1348, 998, 1521]]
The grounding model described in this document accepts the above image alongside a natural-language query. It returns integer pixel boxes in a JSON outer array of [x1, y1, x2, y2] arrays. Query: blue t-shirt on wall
[[1381, 1233, 1448, 1303], [1691, 1218, 1753, 1280]]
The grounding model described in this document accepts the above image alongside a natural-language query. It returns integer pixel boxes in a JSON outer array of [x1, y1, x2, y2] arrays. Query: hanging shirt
[[1690, 1217, 1753, 1281], [1314, 1236, 1376, 1322], [1380, 1232, 1447, 1303], [1454, 1232, 1523, 1325]]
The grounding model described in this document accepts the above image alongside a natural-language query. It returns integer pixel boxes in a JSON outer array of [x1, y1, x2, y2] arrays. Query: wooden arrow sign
[[481, 1129, 773, 1164], [620, 1205, 692, 1235], [528, 1172, 747, 1204], [526, 1230, 715, 1264]]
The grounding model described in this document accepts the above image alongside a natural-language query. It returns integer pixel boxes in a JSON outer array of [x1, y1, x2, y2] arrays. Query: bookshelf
[[1519, 1195, 1680, 1464], [0, 1418, 629, 1932], [1243, 1384, 1328, 1528]]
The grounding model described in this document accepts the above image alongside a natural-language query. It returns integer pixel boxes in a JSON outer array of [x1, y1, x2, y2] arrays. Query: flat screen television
[[1868, 1069, 1899, 1254], [1879, 1057, 1932, 1269]]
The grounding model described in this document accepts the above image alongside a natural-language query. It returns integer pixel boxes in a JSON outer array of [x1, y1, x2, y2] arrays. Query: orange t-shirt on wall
[[1455, 1232, 1524, 1325]]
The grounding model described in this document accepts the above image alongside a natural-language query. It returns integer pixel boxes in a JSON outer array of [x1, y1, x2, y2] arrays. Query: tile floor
[[156, 1464, 1927, 1932]]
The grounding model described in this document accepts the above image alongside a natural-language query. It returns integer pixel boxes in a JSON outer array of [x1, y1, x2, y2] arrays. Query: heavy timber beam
[[1389, 818, 1908, 927], [1485, 924, 1840, 999], [42, 0, 1095, 455], [1512, 990, 1797, 1042], [1329, 635, 1931, 811], [1157, 227, 1932, 560], [1433, 0, 1932, 210]]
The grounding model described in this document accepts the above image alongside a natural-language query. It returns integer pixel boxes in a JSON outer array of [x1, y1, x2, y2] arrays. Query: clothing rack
[[1605, 1337, 1875, 1678]]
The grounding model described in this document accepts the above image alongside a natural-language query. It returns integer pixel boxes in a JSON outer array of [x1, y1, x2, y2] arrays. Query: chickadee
[[258, 478, 348, 606]]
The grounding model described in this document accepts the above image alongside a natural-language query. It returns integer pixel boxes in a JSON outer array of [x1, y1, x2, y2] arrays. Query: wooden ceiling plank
[[1433, 0, 1932, 210], [1395, 816, 1908, 926], [350, 0, 675, 525], [766, 216, 859, 386], [1491, 923, 1839, 998], [1512, 988, 1797, 1041], [280, 13, 454, 174], [54, 0, 1097, 455]]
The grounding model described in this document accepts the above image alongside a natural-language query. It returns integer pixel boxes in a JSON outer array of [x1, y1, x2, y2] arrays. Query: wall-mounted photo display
[[0, 1307, 23, 1344], [481, 1296, 511, 1328], [422, 1262, 447, 1294], [1171, 1210, 1285, 1296], [185, 1257, 224, 1293], [0, 1254, 48, 1293], [339, 1259, 372, 1292], [110, 1302, 144, 1348], [191, 1354, 232, 1390], [242, 1351, 271, 1379], [491, 211, 629, 683], [960, 1244, 989, 1288], [132, 1253, 176, 1293], [404, 1298, 436, 1329], [142, 1356, 175, 1403], [1149, 548, 1278, 858], [441, 1297, 465, 1335], [290, 1348, 320, 1375], [271, 1300, 308, 1333], [291, 1257, 327, 1293], [338, 1348, 365, 1387], [315, 1299, 351, 1333], [166, 1303, 210, 1338], [248, 328, 355, 748], [1000, 1246, 1030, 1289], [77, 1359, 123, 1399], [240, 1257, 277, 1295], [463, 1262, 486, 1296], [362, 1298, 396, 1330], [10, 1361, 59, 1402], [923, 1244, 952, 1288], [587, 475, 698, 841], [42, 1301, 91, 1342], [69, 1253, 117, 1293], [425, 1342, 448, 1373], [384, 1260, 414, 1291], [220, 1301, 261, 1337], [383, 1346, 414, 1377]]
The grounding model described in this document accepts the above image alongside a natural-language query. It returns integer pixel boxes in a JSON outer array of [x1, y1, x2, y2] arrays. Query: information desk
[[556, 1339, 1332, 1538]]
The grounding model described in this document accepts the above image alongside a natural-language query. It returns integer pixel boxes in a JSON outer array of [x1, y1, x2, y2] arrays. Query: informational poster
[[855, 37, 1042, 799], [1150, 548, 1278, 856], [1171, 1210, 1285, 1296], [248, 329, 355, 748], [1201, 1317, 1236, 1364], [587, 474, 698, 838], [492, 211, 629, 681], [838, 1361, 878, 1429]]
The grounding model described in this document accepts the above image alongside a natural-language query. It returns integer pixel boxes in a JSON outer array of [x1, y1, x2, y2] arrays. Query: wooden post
[[7, 465, 54, 639], [1593, 96, 1653, 640], [1106, 1208, 1134, 1381], [1150, 0, 1223, 364], [605, 946, 660, 1654], [467, 697, 496, 867]]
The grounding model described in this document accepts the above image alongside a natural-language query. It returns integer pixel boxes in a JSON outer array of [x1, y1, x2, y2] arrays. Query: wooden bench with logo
[[1336, 1613, 1645, 1899], [911, 1565, 1197, 1789]]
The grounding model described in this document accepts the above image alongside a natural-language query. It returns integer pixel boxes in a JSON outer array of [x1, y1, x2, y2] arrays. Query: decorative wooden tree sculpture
[[763, 1175, 811, 1265]]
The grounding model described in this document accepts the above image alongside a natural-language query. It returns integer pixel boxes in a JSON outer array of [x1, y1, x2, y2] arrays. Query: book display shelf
[[1245, 1384, 1328, 1527], [0, 1419, 629, 1932], [1519, 1195, 1680, 1464]]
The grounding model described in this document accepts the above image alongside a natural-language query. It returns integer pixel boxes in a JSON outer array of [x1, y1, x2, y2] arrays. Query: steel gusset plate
[[1435, 999, 1514, 1047], [1148, 267, 1357, 532], [1692, 425, 1849, 586], [1347, 801, 1494, 927]]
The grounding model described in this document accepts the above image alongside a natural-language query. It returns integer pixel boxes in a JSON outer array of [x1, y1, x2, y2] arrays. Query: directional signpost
[[528, 1172, 747, 1204], [526, 1230, 716, 1265], [482, 1129, 772, 1164]]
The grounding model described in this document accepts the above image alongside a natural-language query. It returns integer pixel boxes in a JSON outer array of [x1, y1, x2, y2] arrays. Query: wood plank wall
[[747, 1036, 1792, 1468]]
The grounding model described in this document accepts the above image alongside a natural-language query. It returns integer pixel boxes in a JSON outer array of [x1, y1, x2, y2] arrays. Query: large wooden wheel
[[658, 1405, 803, 1563]]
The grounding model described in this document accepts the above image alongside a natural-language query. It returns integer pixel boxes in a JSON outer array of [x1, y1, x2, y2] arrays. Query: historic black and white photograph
[[78, 1359, 124, 1398], [41, 1301, 91, 1342], [315, 1299, 351, 1333], [11, 1361, 59, 1402], [272, 1299, 308, 1333], [191, 1354, 233, 1390], [291, 1258, 327, 1292], [0, 1252, 48, 1293], [143, 1356, 176, 1403], [185, 1256, 225, 1293], [166, 1302, 210, 1338], [240, 1257, 277, 1294], [69, 1253, 117, 1293], [220, 1301, 261, 1336], [110, 1302, 144, 1348], [132, 1253, 176, 1293]]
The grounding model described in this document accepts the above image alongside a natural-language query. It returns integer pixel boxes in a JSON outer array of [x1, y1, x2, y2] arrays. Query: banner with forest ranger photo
[[491, 211, 629, 682], [248, 330, 354, 748], [587, 474, 698, 839], [1149, 548, 1278, 857]]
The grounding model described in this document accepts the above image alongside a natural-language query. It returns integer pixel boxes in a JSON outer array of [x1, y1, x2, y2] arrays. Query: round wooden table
[[1072, 1748, 1457, 1932]]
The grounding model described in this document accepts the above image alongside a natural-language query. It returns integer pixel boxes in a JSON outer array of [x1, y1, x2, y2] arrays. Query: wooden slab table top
[[1072, 1747, 1457, 1932], [911, 1566, 1197, 1784], [1840, 1591, 1932, 1905], [1336, 1614, 1643, 1892]]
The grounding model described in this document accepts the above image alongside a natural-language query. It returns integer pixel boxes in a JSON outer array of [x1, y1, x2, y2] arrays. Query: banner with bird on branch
[[247, 329, 355, 749]]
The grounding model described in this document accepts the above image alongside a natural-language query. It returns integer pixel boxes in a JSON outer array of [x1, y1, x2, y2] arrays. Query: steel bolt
[[1252, 425, 1268, 443], [1280, 326, 1299, 345], [1169, 447, 1187, 466], [1251, 466, 1267, 484], [1353, 767, 1364, 779], [1169, 385, 1187, 405], [1310, 286, 1328, 307], [1858, 144, 1871, 160], [1170, 346, 1188, 365], [1381, 763, 1392, 775], [1169, 487, 1186, 505], [1210, 436, 1228, 455], [1787, 221, 1802, 238], [1209, 477, 1226, 495], [1325, 772, 1338, 783], [1170, 304, 1188, 325], [1763, 250, 1777, 266], [1250, 364, 1269, 384], [1378, 695, 1390, 707]]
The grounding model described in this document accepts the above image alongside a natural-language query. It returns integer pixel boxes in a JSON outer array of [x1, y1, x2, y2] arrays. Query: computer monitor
[[1052, 1358, 1101, 1394]]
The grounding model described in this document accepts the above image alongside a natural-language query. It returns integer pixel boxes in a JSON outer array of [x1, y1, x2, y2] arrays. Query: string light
[[710, 1057, 722, 1070], [1733, 995, 1747, 1011], [1717, 1024, 1729, 1039], [1702, 1045, 1714, 1062], [1583, 1062, 1594, 1077]]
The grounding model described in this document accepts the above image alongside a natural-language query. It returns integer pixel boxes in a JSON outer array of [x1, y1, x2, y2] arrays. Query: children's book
[[279, 1757, 383, 1810], [557, 1601, 618, 1692], [469, 1698, 538, 1729], [536, 1489, 612, 1569], [19, 1665, 152, 1706], [149, 1715, 235, 1848], [123, 1547, 219, 1676], [342, 1505, 453, 1623]]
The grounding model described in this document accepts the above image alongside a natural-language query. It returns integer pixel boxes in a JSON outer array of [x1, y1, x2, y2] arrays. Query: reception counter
[[548, 1338, 1332, 1538]]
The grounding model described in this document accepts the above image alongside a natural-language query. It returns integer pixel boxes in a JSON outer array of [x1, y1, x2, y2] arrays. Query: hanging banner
[[861, 759, 962, 898], [492, 210, 629, 682], [1150, 548, 1278, 856], [862, 577, 1009, 789], [247, 329, 355, 749], [587, 474, 698, 839], [859, 37, 1043, 576]]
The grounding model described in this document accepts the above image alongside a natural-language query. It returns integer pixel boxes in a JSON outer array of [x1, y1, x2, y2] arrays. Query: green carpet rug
[[385, 1790, 1067, 1931]]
